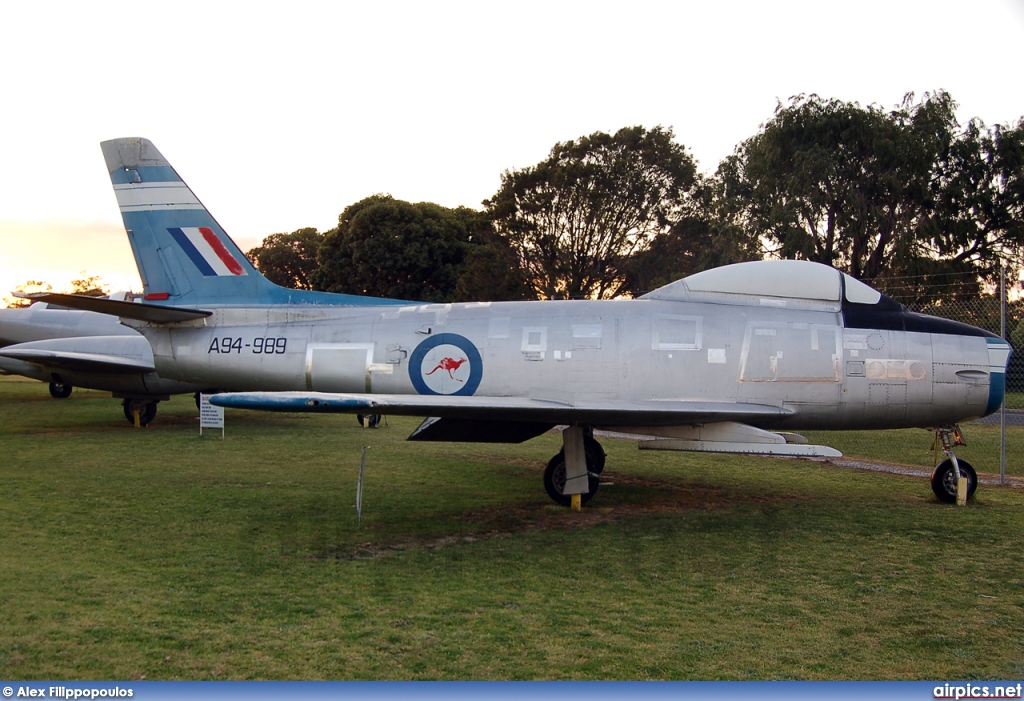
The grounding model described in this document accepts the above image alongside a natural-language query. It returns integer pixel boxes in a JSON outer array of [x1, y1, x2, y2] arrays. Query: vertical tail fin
[[101, 138, 275, 306], [100, 138, 402, 308]]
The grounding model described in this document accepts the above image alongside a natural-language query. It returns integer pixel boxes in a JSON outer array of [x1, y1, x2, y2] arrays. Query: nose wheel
[[931, 458, 978, 504]]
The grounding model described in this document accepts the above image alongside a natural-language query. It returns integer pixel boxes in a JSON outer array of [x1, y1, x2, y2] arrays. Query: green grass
[[1, 376, 1023, 680], [1004, 392, 1024, 411], [804, 422, 1024, 477]]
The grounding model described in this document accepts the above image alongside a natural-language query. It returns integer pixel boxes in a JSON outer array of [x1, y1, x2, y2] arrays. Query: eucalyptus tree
[[314, 195, 471, 303], [484, 126, 699, 300], [246, 227, 324, 290], [717, 92, 1024, 300]]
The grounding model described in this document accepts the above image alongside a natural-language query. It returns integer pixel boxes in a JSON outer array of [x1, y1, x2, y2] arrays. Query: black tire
[[49, 381, 72, 399], [356, 414, 381, 428], [543, 450, 600, 506], [584, 436, 606, 474], [930, 458, 978, 504], [123, 399, 159, 427]]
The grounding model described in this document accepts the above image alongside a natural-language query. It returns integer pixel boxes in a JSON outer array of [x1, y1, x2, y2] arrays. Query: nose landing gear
[[930, 425, 977, 505]]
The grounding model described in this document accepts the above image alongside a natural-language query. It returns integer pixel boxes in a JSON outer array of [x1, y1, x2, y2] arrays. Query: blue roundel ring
[[408, 333, 483, 396]]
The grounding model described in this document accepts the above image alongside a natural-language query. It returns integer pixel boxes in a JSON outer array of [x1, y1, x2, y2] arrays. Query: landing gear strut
[[930, 425, 977, 505], [543, 427, 605, 507]]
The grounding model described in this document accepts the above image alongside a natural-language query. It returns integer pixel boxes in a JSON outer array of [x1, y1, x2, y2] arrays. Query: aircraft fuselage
[[135, 293, 1005, 432]]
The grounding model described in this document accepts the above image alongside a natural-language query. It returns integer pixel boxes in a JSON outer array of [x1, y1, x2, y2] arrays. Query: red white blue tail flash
[[168, 227, 247, 277]]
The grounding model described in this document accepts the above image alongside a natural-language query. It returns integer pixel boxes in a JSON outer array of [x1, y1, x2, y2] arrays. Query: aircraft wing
[[0, 336, 156, 374], [210, 391, 790, 423], [208, 392, 842, 455]]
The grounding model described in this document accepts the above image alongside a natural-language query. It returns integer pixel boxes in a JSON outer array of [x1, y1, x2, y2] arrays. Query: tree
[[69, 274, 109, 297], [484, 126, 699, 300], [618, 180, 761, 296], [3, 280, 51, 308], [452, 209, 534, 302], [618, 217, 760, 296], [717, 92, 1024, 300], [313, 195, 472, 302], [246, 227, 323, 289], [917, 116, 1024, 296]]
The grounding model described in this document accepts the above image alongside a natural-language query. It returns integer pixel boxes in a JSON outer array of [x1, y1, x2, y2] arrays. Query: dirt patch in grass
[[317, 472, 807, 561]]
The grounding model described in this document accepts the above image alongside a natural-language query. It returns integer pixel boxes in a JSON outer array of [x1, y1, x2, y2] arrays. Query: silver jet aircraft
[[0, 298, 201, 424], [28, 138, 1012, 505]]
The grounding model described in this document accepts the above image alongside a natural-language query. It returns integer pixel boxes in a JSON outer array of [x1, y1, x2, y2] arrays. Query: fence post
[[1001, 265, 1007, 485]]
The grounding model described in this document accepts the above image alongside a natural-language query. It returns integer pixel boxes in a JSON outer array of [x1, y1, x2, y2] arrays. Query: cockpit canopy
[[641, 260, 884, 309]]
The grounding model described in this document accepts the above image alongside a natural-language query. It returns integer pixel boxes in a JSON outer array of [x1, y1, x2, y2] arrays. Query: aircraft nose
[[983, 338, 1012, 416]]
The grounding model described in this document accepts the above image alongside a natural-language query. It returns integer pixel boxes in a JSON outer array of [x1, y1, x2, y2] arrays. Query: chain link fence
[[805, 273, 1024, 482]]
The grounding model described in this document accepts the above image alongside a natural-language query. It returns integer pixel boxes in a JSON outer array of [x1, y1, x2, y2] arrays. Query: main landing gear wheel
[[931, 458, 978, 504], [122, 399, 158, 427], [356, 414, 381, 428], [584, 436, 606, 474], [543, 438, 605, 506], [49, 381, 72, 399]]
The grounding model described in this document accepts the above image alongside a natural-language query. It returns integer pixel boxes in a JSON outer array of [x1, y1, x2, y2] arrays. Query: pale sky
[[2, 0, 1023, 300]]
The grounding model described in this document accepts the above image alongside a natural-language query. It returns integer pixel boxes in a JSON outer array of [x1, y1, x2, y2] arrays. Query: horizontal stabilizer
[[14, 293, 210, 323]]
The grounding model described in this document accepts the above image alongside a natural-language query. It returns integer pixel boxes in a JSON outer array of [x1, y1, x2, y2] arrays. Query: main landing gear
[[122, 398, 158, 427], [49, 380, 73, 399], [930, 425, 978, 505], [356, 414, 381, 428], [543, 426, 605, 508]]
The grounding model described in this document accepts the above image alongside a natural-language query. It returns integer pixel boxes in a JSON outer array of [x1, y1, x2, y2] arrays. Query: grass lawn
[[1, 376, 1023, 680], [803, 422, 1024, 478]]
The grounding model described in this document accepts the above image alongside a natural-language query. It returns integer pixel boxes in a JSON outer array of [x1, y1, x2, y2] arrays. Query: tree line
[[7, 91, 1019, 310], [250, 92, 1022, 305]]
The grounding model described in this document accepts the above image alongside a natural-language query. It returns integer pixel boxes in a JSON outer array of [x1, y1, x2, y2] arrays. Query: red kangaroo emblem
[[425, 357, 468, 381]]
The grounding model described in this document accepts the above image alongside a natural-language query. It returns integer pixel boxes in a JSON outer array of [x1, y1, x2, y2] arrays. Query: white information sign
[[199, 393, 224, 438]]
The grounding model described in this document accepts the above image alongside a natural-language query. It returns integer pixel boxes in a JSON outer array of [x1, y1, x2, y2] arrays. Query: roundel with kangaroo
[[408, 333, 483, 396]]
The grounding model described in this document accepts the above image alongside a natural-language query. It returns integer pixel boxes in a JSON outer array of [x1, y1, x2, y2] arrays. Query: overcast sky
[[2, 0, 1023, 297]]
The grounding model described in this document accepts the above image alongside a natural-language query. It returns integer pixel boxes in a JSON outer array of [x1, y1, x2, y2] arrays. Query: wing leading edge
[[208, 391, 793, 425]]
